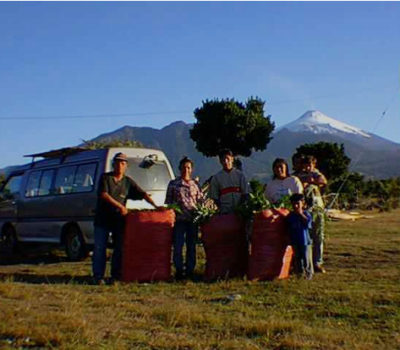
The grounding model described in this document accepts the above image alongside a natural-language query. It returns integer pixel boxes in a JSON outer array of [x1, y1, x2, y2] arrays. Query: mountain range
[[91, 110, 400, 181]]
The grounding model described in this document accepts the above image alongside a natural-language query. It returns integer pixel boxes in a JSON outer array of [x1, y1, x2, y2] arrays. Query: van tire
[[65, 225, 88, 261], [0, 225, 17, 257]]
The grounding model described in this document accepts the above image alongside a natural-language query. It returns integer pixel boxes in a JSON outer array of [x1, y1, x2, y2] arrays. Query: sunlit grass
[[0, 209, 399, 349]]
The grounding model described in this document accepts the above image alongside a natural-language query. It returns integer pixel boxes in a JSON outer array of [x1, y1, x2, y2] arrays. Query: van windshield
[[126, 158, 171, 191]]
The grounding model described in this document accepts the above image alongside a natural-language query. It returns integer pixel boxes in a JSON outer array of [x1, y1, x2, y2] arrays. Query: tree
[[293, 142, 351, 180], [81, 139, 143, 150], [190, 97, 275, 157]]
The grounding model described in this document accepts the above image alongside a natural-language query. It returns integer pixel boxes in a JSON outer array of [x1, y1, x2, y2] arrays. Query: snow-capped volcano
[[279, 110, 371, 138]]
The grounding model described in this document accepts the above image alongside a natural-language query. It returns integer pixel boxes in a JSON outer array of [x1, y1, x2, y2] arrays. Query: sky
[[0, 2, 399, 169]]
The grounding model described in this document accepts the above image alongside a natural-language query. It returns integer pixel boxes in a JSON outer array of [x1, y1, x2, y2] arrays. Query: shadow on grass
[[0, 253, 68, 266], [0, 245, 93, 285]]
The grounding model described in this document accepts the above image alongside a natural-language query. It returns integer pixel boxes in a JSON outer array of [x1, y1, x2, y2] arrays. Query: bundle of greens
[[192, 198, 218, 225], [272, 194, 293, 210], [165, 203, 183, 215], [235, 180, 272, 220]]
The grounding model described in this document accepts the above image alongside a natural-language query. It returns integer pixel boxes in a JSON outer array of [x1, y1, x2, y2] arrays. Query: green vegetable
[[165, 203, 183, 215], [193, 198, 218, 225], [235, 179, 272, 220], [272, 195, 293, 210]]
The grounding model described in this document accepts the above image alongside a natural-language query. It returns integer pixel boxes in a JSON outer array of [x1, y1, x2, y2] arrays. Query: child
[[287, 193, 314, 280]]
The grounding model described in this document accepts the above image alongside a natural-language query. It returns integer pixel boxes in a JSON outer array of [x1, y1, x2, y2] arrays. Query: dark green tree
[[190, 97, 275, 157], [294, 142, 351, 180]]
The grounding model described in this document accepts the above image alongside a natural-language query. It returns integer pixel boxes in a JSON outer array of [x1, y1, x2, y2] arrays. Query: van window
[[1, 174, 23, 200], [55, 166, 76, 194], [25, 171, 41, 197], [127, 159, 171, 191], [38, 169, 55, 196], [25, 170, 55, 197], [73, 163, 96, 193], [55, 163, 97, 194]]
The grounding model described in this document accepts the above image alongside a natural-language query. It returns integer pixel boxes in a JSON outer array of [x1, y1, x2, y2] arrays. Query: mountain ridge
[[89, 110, 400, 181]]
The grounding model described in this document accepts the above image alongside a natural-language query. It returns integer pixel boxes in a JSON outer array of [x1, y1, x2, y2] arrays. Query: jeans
[[311, 211, 325, 267], [292, 244, 314, 279], [92, 225, 123, 280], [173, 221, 198, 276]]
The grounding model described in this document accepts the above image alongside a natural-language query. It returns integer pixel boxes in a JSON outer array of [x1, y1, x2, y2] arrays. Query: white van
[[0, 147, 175, 260]]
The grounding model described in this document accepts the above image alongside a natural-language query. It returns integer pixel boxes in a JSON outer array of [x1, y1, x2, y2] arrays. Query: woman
[[265, 158, 303, 204], [165, 156, 203, 280]]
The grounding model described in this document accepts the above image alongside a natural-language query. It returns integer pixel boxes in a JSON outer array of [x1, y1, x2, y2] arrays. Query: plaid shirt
[[165, 177, 203, 222]]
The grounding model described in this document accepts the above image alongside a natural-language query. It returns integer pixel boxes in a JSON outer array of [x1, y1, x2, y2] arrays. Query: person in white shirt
[[265, 158, 303, 204]]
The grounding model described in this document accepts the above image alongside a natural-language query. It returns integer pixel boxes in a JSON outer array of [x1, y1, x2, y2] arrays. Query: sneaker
[[314, 265, 326, 274], [93, 278, 106, 285]]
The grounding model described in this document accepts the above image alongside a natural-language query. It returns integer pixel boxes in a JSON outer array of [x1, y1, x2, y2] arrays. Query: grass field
[[0, 210, 399, 350]]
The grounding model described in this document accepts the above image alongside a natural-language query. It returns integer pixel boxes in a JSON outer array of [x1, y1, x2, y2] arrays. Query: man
[[209, 149, 249, 214], [165, 156, 203, 280], [92, 152, 161, 284]]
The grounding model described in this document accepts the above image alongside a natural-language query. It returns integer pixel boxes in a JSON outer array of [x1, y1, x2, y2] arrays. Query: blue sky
[[0, 2, 399, 169]]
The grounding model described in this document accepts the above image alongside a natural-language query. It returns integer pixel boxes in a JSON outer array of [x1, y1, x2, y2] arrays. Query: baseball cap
[[113, 152, 128, 162]]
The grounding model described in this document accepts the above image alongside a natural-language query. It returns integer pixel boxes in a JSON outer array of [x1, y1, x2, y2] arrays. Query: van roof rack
[[24, 147, 87, 160]]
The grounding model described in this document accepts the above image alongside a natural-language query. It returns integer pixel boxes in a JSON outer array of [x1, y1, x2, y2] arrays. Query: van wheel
[[0, 226, 17, 257], [65, 226, 88, 261]]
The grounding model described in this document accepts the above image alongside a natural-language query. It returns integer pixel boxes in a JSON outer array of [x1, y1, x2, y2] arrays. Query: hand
[[119, 206, 129, 216]]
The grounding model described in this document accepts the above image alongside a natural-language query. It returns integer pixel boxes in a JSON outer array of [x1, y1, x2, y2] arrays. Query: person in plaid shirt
[[165, 156, 203, 280]]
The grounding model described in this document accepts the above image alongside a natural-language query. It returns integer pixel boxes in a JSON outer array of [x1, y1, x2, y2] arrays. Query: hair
[[272, 158, 290, 179], [304, 155, 316, 165], [178, 156, 194, 170], [292, 152, 303, 162], [290, 193, 304, 203], [218, 148, 234, 161]]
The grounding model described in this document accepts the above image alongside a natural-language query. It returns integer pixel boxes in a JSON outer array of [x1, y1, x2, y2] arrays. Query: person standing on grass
[[296, 155, 327, 273], [209, 149, 249, 214], [287, 193, 314, 280], [165, 156, 203, 280], [93, 152, 161, 285], [265, 158, 303, 204]]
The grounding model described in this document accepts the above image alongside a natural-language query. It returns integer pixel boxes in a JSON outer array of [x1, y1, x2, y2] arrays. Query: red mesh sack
[[201, 214, 248, 281], [121, 209, 175, 282], [247, 208, 293, 280]]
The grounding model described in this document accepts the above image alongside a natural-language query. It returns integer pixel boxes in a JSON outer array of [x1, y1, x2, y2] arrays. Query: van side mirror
[[139, 154, 158, 169]]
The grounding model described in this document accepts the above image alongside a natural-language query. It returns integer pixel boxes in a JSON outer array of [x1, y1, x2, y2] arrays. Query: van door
[[18, 169, 57, 241]]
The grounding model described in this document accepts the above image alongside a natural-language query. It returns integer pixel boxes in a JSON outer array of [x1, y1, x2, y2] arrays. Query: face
[[273, 162, 287, 179], [180, 161, 193, 179], [113, 160, 128, 176], [220, 154, 234, 171], [304, 161, 313, 172], [292, 199, 304, 211]]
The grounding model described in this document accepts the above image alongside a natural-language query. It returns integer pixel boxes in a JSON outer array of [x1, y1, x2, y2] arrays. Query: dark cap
[[113, 152, 128, 162], [290, 193, 304, 203]]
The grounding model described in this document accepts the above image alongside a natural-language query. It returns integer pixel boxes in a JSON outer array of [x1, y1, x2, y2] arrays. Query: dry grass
[[0, 210, 399, 349]]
